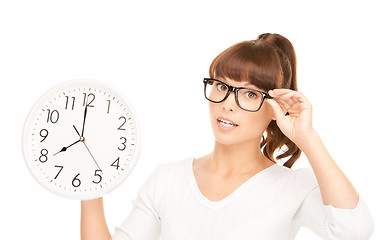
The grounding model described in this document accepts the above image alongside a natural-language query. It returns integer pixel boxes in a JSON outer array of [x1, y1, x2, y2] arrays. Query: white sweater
[[112, 157, 374, 240]]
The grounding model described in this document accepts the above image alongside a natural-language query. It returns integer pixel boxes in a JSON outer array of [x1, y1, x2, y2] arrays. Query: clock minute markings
[[107, 100, 111, 114]]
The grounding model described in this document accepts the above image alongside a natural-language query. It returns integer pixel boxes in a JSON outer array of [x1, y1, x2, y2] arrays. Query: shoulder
[[152, 157, 189, 176], [271, 164, 317, 186], [145, 157, 191, 186], [291, 167, 318, 188], [268, 164, 319, 198], [138, 158, 191, 208], [291, 167, 319, 201], [137, 157, 191, 194]]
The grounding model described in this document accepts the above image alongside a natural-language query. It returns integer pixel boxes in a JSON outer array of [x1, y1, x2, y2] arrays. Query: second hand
[[73, 125, 102, 171], [82, 141, 102, 171]]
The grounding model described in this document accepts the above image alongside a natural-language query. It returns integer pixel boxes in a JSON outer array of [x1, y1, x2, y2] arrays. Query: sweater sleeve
[[112, 166, 162, 240], [292, 169, 374, 240]]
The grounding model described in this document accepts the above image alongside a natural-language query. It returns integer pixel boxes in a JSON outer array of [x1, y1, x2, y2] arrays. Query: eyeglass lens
[[204, 79, 264, 111]]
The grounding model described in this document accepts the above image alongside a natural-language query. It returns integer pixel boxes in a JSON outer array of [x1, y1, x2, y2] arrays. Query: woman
[[81, 33, 374, 239]]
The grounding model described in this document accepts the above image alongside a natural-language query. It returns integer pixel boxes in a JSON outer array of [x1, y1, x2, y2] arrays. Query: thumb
[[266, 98, 285, 121]]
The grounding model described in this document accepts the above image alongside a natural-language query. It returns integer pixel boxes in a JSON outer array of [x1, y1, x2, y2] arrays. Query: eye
[[244, 90, 257, 99], [216, 83, 228, 92]]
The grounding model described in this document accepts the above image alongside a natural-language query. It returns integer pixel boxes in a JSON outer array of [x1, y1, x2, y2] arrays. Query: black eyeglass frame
[[203, 78, 274, 112]]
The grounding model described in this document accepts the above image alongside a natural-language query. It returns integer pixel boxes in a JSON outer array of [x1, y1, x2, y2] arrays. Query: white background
[[0, 0, 376, 239]]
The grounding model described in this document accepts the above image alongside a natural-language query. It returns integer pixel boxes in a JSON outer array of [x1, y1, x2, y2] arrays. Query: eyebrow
[[220, 78, 259, 89]]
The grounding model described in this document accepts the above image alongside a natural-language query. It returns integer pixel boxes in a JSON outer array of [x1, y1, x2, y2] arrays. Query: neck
[[207, 138, 274, 175]]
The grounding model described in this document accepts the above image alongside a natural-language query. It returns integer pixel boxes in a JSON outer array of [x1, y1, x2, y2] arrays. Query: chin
[[211, 129, 258, 147], [209, 113, 267, 146], [211, 126, 263, 147], [213, 135, 261, 147]]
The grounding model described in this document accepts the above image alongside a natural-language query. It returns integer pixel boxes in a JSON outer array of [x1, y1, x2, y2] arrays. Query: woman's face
[[208, 77, 275, 146]]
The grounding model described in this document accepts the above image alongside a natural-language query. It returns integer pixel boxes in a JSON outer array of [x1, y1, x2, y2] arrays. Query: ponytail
[[257, 33, 301, 168]]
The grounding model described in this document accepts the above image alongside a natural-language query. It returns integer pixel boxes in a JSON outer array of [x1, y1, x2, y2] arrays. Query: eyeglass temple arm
[[265, 93, 280, 103]]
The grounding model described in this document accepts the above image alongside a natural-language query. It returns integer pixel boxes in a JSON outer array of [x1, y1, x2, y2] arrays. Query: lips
[[216, 116, 238, 128]]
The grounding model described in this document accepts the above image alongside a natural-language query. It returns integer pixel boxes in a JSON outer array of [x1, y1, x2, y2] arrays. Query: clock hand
[[53, 139, 81, 156], [81, 105, 88, 137], [73, 125, 84, 141], [82, 141, 102, 171], [53, 125, 83, 156], [74, 124, 101, 170]]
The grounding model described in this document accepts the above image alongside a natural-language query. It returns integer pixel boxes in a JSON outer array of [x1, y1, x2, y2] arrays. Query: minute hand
[[81, 105, 88, 137]]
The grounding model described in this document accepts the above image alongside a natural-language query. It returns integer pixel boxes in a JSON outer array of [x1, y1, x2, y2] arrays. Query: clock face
[[22, 79, 140, 200]]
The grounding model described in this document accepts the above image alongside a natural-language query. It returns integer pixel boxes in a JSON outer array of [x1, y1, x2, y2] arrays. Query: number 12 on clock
[[22, 79, 141, 200]]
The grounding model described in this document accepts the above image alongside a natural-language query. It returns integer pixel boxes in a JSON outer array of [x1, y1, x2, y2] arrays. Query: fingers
[[268, 89, 311, 113], [269, 89, 307, 103], [266, 98, 285, 121]]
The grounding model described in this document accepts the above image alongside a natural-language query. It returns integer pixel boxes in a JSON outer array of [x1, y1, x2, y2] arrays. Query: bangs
[[209, 40, 283, 91]]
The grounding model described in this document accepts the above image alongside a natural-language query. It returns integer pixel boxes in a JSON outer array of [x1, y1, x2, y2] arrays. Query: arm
[[292, 181, 374, 240], [268, 89, 374, 238], [267, 89, 359, 209], [298, 129, 359, 209], [80, 166, 162, 240], [81, 197, 111, 240]]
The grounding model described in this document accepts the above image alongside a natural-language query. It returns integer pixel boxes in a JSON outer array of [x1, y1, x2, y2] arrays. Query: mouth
[[216, 117, 238, 128]]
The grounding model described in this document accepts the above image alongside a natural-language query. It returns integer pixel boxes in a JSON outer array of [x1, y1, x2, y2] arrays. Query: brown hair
[[209, 33, 300, 168]]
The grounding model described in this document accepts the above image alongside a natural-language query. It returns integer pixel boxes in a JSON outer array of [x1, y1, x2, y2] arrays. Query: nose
[[222, 91, 238, 112]]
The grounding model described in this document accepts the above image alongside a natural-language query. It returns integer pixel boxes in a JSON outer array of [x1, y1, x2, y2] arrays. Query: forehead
[[218, 77, 264, 91]]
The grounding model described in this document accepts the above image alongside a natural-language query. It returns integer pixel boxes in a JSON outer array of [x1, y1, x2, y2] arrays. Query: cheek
[[243, 114, 269, 136], [208, 102, 218, 118], [208, 103, 219, 126], [241, 107, 273, 135]]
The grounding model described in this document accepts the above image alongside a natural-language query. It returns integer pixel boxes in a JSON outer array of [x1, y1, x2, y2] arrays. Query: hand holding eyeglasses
[[266, 89, 314, 149]]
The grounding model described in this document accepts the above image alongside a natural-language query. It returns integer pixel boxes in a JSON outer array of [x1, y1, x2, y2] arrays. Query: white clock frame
[[22, 79, 141, 200]]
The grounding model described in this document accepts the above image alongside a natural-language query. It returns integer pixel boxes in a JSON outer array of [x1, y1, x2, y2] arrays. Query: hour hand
[[53, 139, 81, 156]]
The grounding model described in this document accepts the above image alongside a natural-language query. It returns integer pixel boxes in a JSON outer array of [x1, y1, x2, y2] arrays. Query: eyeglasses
[[203, 78, 273, 112]]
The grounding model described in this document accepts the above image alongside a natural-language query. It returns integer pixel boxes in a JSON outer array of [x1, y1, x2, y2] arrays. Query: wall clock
[[22, 79, 140, 200]]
